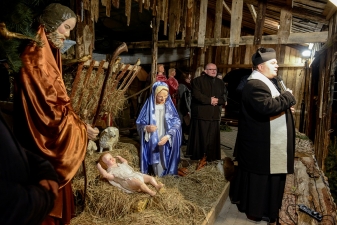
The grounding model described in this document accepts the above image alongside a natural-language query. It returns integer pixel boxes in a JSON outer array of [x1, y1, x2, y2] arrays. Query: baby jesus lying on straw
[[97, 152, 164, 196]]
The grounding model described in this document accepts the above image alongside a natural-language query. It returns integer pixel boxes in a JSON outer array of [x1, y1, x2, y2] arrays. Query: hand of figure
[[39, 179, 59, 199], [158, 136, 169, 146], [290, 106, 295, 114], [87, 124, 99, 140], [146, 125, 157, 133], [211, 96, 218, 106]]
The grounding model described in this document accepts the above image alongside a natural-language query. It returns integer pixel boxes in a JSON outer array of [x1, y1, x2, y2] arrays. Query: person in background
[[194, 66, 204, 78], [229, 47, 296, 225], [177, 72, 192, 146], [187, 63, 227, 162], [156, 64, 167, 82], [167, 68, 179, 106], [136, 82, 181, 177], [14, 3, 99, 224], [0, 111, 59, 225]]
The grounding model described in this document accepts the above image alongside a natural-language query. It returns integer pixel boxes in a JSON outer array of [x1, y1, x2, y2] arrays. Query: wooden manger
[[68, 42, 142, 128]]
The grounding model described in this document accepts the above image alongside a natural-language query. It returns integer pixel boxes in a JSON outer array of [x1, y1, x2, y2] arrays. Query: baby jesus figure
[[97, 152, 164, 196]]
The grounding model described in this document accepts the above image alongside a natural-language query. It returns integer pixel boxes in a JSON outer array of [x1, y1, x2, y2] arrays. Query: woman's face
[[156, 90, 169, 105], [158, 65, 165, 73], [47, 17, 76, 49], [102, 153, 116, 167]]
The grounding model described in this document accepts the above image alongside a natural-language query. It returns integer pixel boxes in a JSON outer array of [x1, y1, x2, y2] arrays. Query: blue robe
[[136, 82, 181, 176]]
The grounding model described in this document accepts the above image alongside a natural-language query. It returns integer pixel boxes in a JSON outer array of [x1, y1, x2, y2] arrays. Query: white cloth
[[106, 163, 144, 193], [248, 70, 288, 174]]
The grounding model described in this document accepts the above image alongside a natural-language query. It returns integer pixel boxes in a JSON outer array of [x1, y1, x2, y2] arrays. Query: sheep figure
[[99, 126, 119, 153], [87, 140, 98, 155]]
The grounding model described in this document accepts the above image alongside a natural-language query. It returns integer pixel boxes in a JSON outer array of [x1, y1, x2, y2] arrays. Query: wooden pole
[[151, 16, 159, 83]]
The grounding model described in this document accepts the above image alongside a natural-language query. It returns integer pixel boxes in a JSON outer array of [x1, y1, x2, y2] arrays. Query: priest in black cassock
[[229, 47, 296, 224], [187, 63, 227, 162]]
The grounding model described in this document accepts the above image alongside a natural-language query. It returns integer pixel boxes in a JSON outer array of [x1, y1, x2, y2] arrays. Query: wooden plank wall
[[304, 11, 337, 170]]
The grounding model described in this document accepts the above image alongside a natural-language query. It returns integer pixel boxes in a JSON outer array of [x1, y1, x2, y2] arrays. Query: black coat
[[237, 79, 296, 174], [0, 111, 58, 225], [191, 75, 227, 121]]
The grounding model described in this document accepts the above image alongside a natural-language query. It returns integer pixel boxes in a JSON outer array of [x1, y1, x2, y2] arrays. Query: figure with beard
[[14, 3, 99, 225]]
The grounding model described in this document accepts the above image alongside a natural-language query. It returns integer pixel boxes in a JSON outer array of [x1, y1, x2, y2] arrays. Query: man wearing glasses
[[186, 63, 227, 162]]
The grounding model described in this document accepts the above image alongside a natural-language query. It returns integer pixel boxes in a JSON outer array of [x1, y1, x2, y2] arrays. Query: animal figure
[[87, 140, 98, 155], [99, 126, 119, 152]]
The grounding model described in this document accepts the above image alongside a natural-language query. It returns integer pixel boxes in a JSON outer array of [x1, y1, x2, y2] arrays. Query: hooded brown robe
[[14, 25, 87, 224]]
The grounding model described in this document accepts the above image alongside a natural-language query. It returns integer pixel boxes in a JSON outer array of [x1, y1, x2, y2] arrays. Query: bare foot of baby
[[156, 182, 164, 191], [149, 190, 157, 196]]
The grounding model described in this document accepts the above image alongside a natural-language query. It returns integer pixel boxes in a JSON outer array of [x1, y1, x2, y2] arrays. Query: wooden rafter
[[223, 0, 231, 15], [127, 31, 328, 49], [247, 4, 256, 23]]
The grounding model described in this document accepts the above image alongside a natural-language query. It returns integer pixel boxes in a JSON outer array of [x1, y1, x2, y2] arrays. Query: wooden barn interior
[[2, 0, 337, 224]]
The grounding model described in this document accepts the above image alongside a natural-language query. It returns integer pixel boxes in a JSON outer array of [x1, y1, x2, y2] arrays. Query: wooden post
[[168, 0, 178, 48], [253, 0, 267, 46], [197, 0, 208, 47], [229, 0, 243, 47], [74, 0, 95, 59], [277, 6, 292, 44], [185, 0, 193, 46], [214, 0, 223, 46], [151, 17, 159, 83]]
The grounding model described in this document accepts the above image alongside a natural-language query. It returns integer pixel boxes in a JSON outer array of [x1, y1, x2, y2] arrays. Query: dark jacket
[[237, 79, 296, 175], [0, 111, 58, 225], [191, 75, 227, 121]]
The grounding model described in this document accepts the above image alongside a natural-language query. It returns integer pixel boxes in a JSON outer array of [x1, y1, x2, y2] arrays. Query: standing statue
[[136, 82, 181, 176]]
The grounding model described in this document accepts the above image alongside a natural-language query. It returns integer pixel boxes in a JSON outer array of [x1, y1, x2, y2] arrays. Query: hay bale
[[71, 142, 227, 225]]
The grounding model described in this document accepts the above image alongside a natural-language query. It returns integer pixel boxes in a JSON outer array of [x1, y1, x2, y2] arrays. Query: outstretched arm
[[96, 163, 115, 180]]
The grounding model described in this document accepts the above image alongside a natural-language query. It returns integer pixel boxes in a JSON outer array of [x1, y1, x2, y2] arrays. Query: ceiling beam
[[127, 31, 328, 49], [243, 0, 328, 24], [223, 0, 231, 15], [246, 4, 256, 23]]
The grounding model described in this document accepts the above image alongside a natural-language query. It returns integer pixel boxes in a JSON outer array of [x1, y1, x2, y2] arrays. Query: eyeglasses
[[206, 69, 217, 71]]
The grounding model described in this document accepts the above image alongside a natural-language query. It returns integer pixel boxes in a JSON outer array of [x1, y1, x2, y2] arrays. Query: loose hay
[[71, 142, 227, 225]]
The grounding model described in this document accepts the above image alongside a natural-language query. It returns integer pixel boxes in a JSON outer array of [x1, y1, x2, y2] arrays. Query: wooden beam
[[323, 1, 337, 20], [230, 0, 243, 47], [127, 31, 328, 49], [197, 0, 208, 47], [243, 0, 328, 24], [168, 0, 178, 48], [151, 16, 159, 82], [214, 0, 223, 45], [217, 63, 305, 68], [254, 0, 267, 46], [246, 4, 256, 23], [185, 0, 193, 46], [277, 6, 292, 44], [223, 0, 231, 15]]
